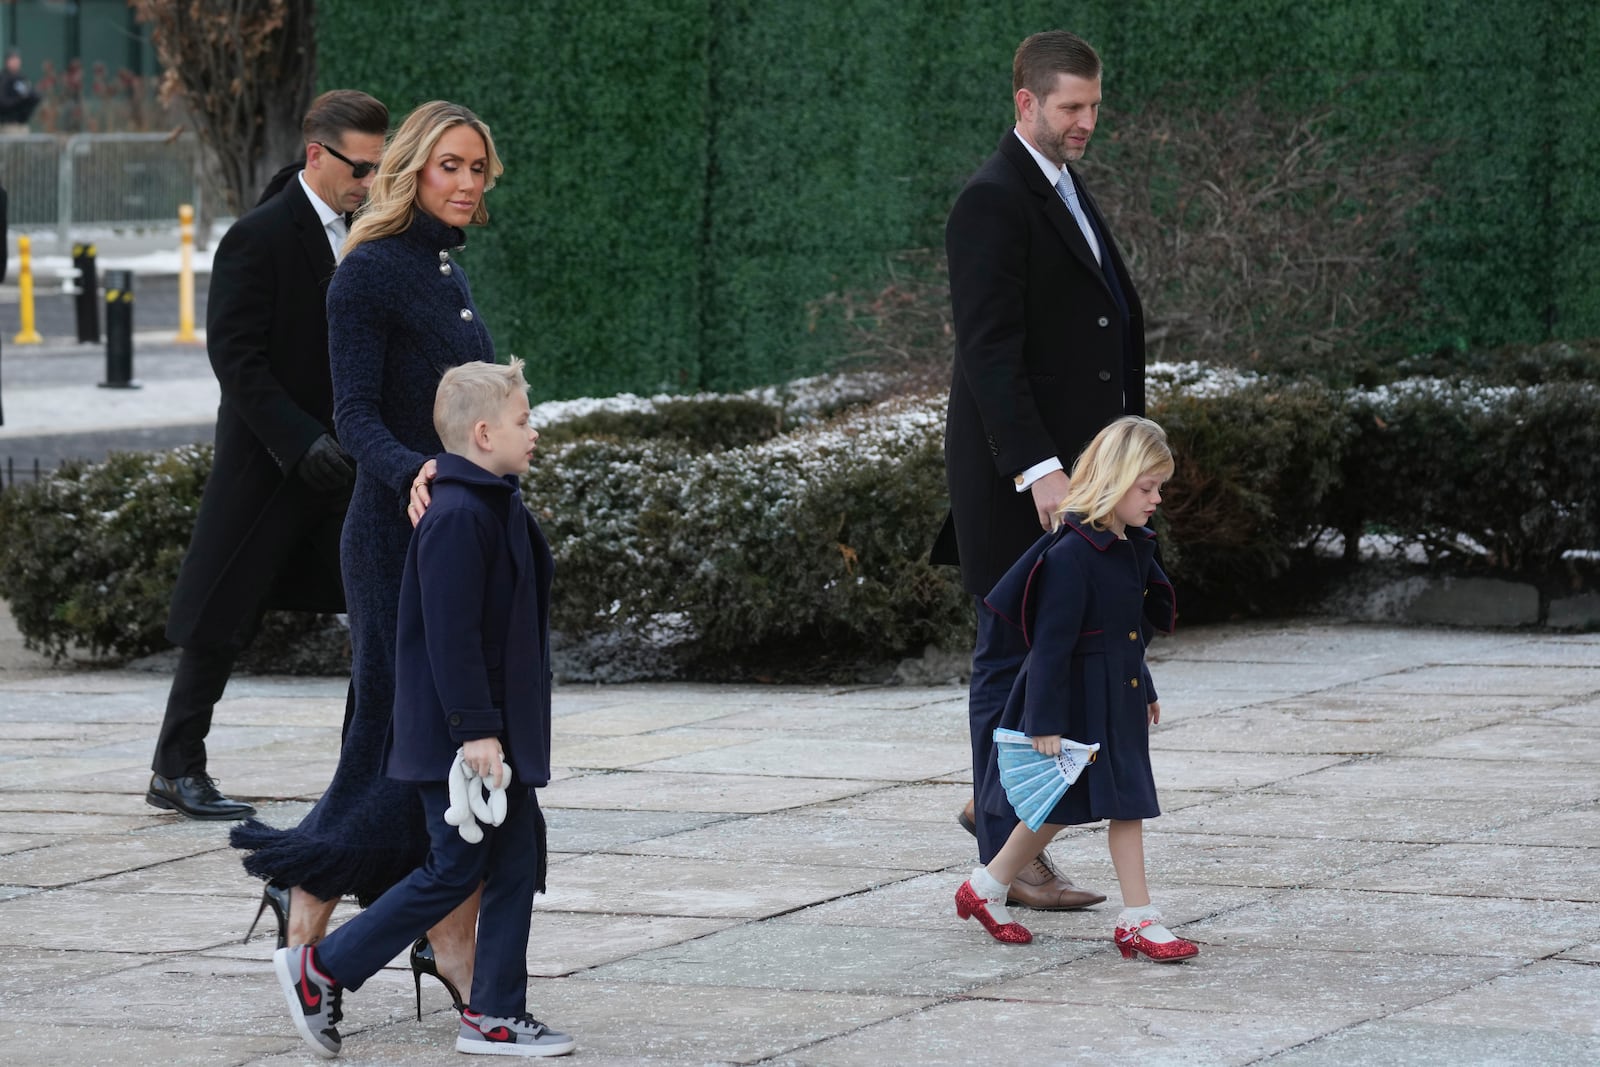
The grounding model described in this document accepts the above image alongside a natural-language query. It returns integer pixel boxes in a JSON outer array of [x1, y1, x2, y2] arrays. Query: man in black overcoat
[[933, 31, 1145, 906], [146, 90, 389, 819]]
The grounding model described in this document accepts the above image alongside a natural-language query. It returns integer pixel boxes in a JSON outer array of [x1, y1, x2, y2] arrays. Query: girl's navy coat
[[980, 516, 1176, 825], [383, 453, 555, 787]]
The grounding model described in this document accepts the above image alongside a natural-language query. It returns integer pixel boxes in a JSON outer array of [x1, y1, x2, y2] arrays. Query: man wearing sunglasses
[[147, 90, 389, 821]]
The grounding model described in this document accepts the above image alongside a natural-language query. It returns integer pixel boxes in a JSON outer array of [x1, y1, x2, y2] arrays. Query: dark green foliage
[[0, 446, 348, 670], [1152, 381, 1353, 610], [5, 372, 1596, 669], [537, 396, 783, 450], [524, 397, 971, 675], [0, 447, 209, 659], [318, 0, 714, 401], [319, 1, 1598, 397], [1343, 380, 1600, 570]]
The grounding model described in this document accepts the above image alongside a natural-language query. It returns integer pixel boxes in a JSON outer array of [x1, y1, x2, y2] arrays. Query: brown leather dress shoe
[[1007, 854, 1107, 910], [957, 797, 978, 837]]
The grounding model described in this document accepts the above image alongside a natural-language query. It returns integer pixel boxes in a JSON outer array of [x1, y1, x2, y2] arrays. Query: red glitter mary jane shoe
[[1114, 917, 1199, 962], [955, 880, 1033, 944]]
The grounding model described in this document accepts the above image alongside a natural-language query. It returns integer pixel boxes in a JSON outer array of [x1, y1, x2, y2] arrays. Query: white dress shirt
[[297, 171, 348, 263]]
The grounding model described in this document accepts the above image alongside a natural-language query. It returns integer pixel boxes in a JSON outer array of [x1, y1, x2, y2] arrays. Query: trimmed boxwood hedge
[[2, 369, 1596, 673]]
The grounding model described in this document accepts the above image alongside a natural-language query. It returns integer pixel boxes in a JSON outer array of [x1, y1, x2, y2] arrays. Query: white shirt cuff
[[1014, 457, 1064, 492]]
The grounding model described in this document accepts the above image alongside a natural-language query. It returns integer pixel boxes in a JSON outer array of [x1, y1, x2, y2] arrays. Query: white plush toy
[[443, 748, 513, 844]]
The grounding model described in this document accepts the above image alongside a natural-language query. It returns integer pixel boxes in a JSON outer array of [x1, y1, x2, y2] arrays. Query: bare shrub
[[817, 85, 1441, 386]]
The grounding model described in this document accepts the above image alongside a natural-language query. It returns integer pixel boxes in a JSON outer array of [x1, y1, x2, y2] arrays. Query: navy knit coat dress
[[979, 517, 1176, 827], [231, 209, 494, 902]]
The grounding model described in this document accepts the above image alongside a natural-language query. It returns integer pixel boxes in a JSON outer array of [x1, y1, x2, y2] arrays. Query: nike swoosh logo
[[487, 1027, 510, 1040], [299, 965, 321, 1008]]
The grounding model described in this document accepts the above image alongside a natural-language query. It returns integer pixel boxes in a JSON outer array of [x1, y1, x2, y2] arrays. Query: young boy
[[273, 358, 573, 1059]]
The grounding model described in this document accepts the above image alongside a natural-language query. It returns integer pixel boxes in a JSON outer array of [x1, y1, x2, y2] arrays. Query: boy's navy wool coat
[[383, 453, 554, 787], [980, 516, 1176, 825]]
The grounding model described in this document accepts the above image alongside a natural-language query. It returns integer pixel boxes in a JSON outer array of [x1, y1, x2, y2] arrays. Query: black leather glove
[[296, 433, 355, 493]]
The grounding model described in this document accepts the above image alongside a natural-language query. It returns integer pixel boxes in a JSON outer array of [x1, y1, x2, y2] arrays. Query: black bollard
[[100, 269, 141, 390], [73, 243, 101, 344]]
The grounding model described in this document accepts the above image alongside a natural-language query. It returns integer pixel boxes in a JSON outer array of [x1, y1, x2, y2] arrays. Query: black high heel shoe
[[409, 937, 465, 1020], [243, 882, 291, 950]]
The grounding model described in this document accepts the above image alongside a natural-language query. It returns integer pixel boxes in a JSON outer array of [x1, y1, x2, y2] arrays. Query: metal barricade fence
[[0, 135, 63, 226], [1, 133, 212, 240], [58, 133, 209, 245]]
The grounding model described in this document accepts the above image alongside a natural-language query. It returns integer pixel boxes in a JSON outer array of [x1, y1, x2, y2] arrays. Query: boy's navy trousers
[[315, 781, 542, 1017]]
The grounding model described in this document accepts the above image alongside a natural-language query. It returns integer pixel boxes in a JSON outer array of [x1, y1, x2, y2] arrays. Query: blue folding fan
[[992, 728, 1100, 831]]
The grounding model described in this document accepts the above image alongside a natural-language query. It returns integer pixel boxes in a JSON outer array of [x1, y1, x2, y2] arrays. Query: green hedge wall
[[319, 0, 1595, 398]]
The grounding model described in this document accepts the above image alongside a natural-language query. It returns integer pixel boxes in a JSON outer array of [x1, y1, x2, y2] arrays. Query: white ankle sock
[[971, 865, 1008, 901], [970, 866, 1016, 925], [1118, 903, 1177, 943]]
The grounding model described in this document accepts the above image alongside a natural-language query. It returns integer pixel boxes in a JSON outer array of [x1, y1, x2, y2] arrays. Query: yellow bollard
[[13, 234, 43, 344], [175, 204, 198, 343]]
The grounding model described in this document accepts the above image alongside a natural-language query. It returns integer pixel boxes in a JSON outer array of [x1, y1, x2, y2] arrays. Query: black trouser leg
[[151, 645, 238, 778]]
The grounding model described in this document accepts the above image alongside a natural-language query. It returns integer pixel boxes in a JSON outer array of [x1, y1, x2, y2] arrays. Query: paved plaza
[[0, 614, 1597, 1065]]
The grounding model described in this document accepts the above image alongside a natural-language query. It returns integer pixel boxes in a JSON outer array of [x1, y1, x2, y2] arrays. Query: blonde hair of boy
[[1056, 416, 1174, 531], [344, 100, 503, 257], [434, 358, 528, 455]]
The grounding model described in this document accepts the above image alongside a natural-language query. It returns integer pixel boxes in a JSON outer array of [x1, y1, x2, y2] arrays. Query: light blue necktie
[[1055, 171, 1102, 267]]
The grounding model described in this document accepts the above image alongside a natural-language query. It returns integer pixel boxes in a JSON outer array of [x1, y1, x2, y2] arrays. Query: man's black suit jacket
[[165, 176, 349, 649], [935, 130, 1146, 596]]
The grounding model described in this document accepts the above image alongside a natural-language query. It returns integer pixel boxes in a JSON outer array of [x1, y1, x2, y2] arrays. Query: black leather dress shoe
[[145, 773, 256, 821]]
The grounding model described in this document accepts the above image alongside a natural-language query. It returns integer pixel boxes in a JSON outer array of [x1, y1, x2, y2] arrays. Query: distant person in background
[[144, 90, 389, 822], [0, 51, 40, 134]]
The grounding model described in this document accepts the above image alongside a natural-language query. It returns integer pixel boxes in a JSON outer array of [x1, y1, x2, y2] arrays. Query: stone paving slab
[[1182, 887, 1600, 957], [1148, 748, 1346, 792], [697, 704, 972, 741], [1264, 754, 1600, 804], [1174, 789, 1530, 843], [1324, 842, 1600, 901], [556, 727, 764, 768], [582, 922, 1070, 997], [632, 736, 969, 781], [1537, 699, 1600, 726], [1262, 1020, 1600, 1067], [778, 997, 1335, 1066], [970, 943, 1519, 1021], [1472, 802, 1600, 847], [1400, 720, 1600, 763], [610, 811, 971, 872], [1347, 663, 1600, 696], [537, 853, 918, 918], [1, 620, 1598, 1064], [776, 870, 1268, 938], [521, 980, 934, 1063], [1391, 958, 1600, 1034], [546, 770, 892, 813], [1149, 703, 1514, 755]]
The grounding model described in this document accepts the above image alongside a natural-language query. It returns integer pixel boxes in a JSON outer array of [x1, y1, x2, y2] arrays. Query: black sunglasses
[[314, 141, 379, 179]]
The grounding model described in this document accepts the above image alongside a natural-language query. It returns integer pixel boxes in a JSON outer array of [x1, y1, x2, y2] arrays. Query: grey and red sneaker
[[273, 944, 343, 1058], [456, 1009, 575, 1057]]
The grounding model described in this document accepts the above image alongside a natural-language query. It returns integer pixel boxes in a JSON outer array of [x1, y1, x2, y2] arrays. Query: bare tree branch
[[130, 0, 316, 215]]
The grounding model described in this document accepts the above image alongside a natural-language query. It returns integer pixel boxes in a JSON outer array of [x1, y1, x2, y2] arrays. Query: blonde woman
[[232, 101, 505, 1013], [954, 416, 1197, 962]]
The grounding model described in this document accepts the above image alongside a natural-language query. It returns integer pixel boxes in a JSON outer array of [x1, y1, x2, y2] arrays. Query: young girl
[[954, 415, 1196, 962]]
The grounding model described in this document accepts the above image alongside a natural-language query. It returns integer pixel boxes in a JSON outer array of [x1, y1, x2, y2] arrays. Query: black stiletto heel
[[243, 882, 291, 949], [409, 936, 465, 1020]]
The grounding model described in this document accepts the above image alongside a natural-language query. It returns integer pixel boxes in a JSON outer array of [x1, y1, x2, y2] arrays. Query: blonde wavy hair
[[1056, 416, 1173, 531], [344, 100, 503, 257]]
